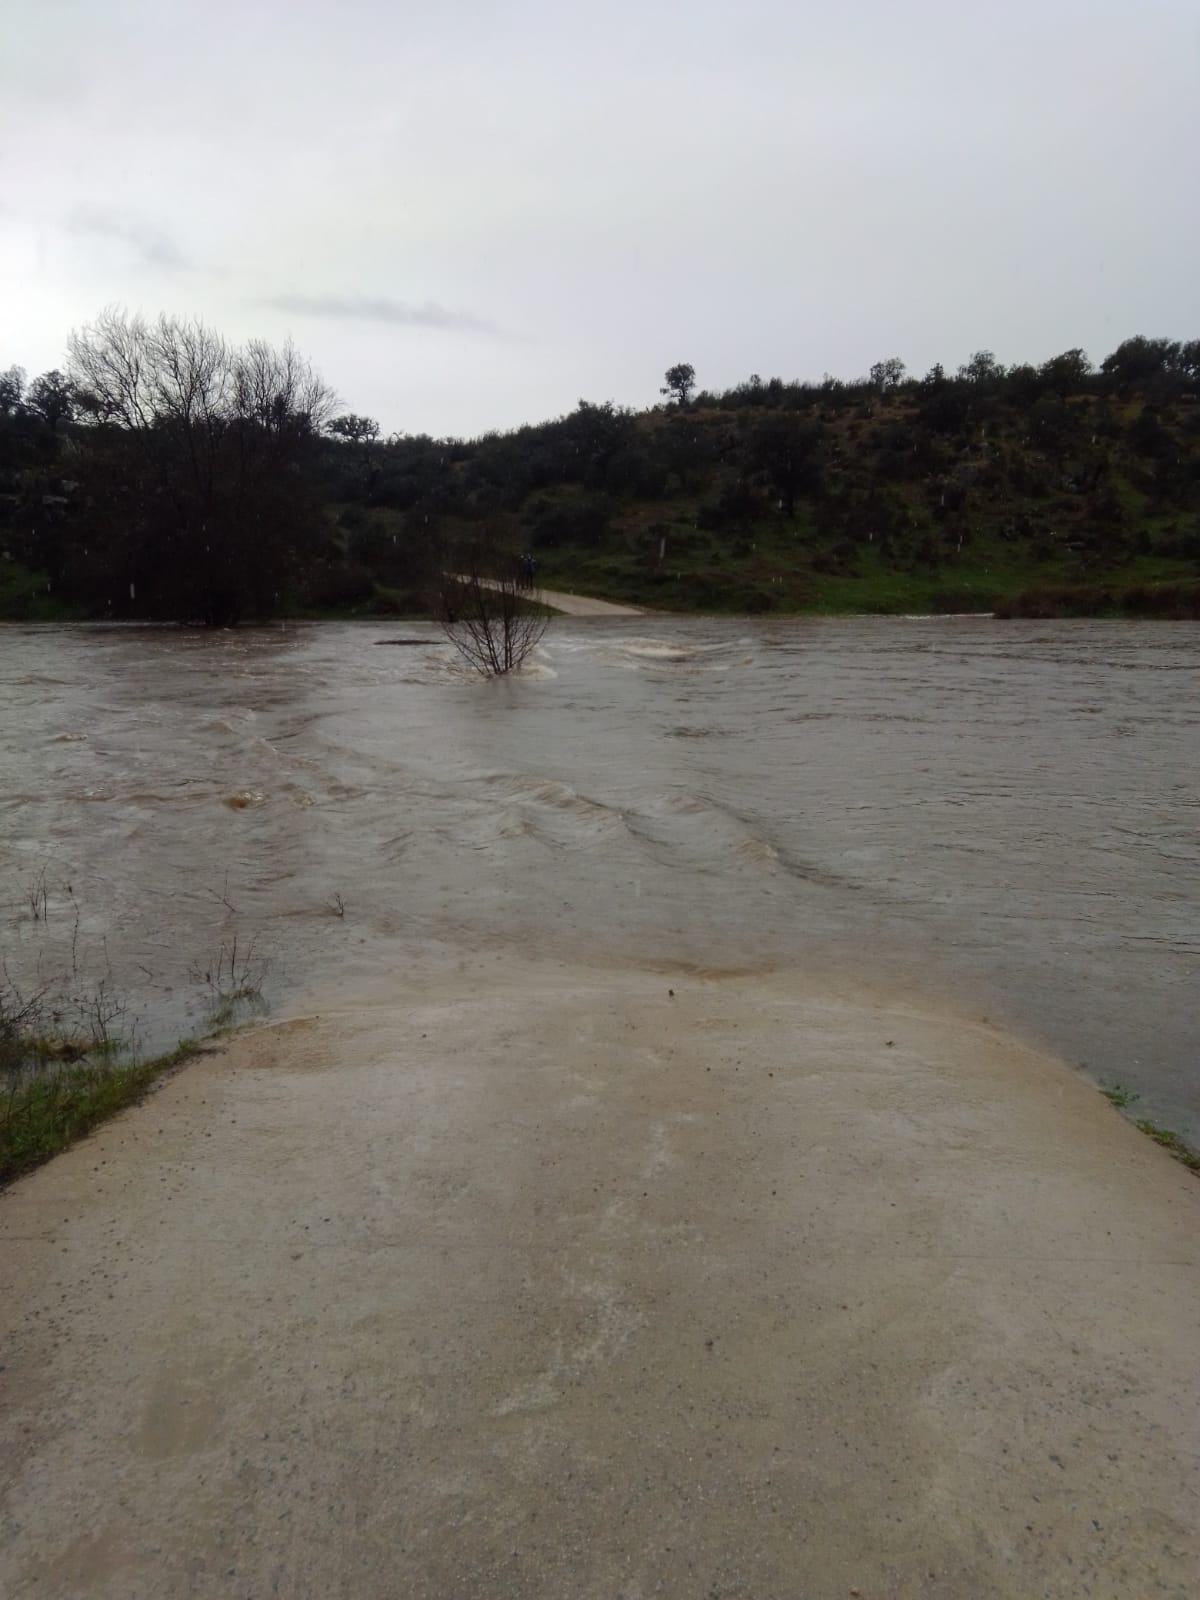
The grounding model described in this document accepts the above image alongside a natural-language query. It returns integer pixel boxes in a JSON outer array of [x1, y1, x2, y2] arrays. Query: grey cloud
[[260, 292, 498, 335], [64, 205, 186, 270]]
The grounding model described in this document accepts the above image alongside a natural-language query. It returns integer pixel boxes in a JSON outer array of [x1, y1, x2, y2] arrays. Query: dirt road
[[532, 587, 648, 617], [460, 576, 648, 617], [2, 962, 1197, 1598]]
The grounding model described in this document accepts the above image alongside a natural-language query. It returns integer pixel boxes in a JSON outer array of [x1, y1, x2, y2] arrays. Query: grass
[[7, 521, 1195, 624], [1134, 1120, 1200, 1174], [533, 502, 1200, 618], [1099, 1084, 1200, 1175], [1, 885, 269, 1186], [994, 579, 1200, 619], [0, 560, 85, 622], [1, 1037, 207, 1187], [190, 933, 269, 1031], [207, 987, 266, 1030]]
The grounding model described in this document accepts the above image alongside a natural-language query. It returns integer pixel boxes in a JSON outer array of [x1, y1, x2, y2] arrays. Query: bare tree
[[231, 337, 335, 441], [436, 544, 549, 676]]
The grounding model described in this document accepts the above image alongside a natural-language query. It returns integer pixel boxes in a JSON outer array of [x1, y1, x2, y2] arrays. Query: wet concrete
[[2, 963, 1197, 1598]]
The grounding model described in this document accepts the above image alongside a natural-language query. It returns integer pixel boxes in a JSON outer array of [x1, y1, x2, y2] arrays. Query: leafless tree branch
[[435, 540, 549, 676]]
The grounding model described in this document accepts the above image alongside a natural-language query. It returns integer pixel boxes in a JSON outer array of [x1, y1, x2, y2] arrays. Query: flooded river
[[2, 618, 1197, 1137]]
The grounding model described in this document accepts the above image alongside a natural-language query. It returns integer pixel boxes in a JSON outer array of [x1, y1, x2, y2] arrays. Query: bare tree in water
[[436, 543, 548, 676]]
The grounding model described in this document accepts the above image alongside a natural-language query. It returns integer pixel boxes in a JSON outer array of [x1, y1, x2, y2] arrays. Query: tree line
[[2, 315, 1198, 621]]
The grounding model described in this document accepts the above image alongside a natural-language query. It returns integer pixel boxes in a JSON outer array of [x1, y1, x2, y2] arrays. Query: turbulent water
[[2, 618, 1197, 1137]]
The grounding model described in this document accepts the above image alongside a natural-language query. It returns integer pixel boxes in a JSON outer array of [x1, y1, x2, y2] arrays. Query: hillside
[[3, 332, 1199, 620]]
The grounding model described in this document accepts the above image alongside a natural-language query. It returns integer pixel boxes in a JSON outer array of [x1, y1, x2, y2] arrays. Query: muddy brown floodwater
[[1, 617, 1197, 1137]]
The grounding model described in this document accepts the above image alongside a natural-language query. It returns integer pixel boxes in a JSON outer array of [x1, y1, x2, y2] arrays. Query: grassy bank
[[1, 896, 265, 1186], [532, 512, 1200, 617], [0, 1038, 209, 1186], [6, 531, 1198, 624], [994, 580, 1200, 619], [1101, 1085, 1200, 1176]]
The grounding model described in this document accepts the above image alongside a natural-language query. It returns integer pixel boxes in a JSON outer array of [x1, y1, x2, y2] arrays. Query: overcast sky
[[2, 0, 1198, 435]]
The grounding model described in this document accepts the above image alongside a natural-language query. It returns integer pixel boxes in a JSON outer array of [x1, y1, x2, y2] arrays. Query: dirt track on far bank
[[532, 586, 649, 617], [461, 576, 648, 617], [2, 962, 1197, 1599]]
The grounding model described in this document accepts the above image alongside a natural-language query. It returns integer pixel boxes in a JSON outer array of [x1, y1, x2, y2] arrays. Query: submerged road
[[1, 961, 1197, 1599]]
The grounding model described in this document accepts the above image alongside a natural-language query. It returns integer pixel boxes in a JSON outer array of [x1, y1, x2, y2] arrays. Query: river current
[[2, 618, 1196, 1137]]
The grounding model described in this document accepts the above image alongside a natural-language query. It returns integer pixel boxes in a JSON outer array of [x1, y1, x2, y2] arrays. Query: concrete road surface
[[2, 962, 1197, 1599]]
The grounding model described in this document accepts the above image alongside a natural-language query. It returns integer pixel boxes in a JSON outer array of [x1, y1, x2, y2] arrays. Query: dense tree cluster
[[2, 325, 1199, 621], [1, 312, 338, 622]]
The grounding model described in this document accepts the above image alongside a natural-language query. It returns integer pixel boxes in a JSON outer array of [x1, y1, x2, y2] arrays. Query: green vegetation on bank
[[0, 1037, 206, 1187], [1134, 1120, 1200, 1174], [0, 556, 84, 622], [1101, 1085, 1200, 1176], [0, 964, 212, 1185], [1, 887, 267, 1186], [3, 324, 1200, 621]]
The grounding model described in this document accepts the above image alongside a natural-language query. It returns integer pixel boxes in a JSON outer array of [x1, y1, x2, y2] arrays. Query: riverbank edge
[[4, 600, 1200, 626], [4, 562, 1199, 623], [1098, 1083, 1200, 1175], [0, 1036, 215, 1188], [5, 997, 1197, 1193]]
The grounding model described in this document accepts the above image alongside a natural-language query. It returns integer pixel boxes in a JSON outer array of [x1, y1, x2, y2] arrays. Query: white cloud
[[1, 0, 1196, 433]]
